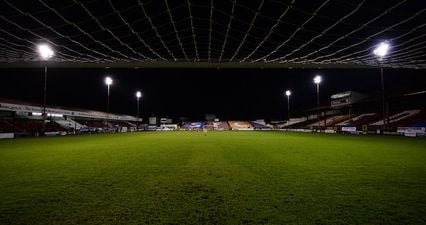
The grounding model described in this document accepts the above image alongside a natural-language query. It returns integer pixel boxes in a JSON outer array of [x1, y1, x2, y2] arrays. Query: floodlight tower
[[136, 91, 142, 129], [105, 76, 113, 127], [314, 75, 322, 130], [373, 41, 390, 133], [37, 44, 54, 129], [285, 90, 291, 121]]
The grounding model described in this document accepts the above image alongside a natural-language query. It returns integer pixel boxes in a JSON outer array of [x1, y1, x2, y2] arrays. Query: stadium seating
[[44, 121, 68, 132], [182, 122, 204, 130], [0, 99, 143, 136], [307, 115, 351, 128], [280, 117, 308, 128], [1, 119, 71, 134], [109, 121, 137, 132], [0, 120, 21, 133], [11, 120, 43, 133], [111, 121, 133, 127], [204, 121, 214, 130], [369, 109, 426, 130], [336, 113, 380, 127], [77, 120, 105, 128], [228, 121, 254, 130], [55, 119, 86, 131], [250, 121, 272, 130], [204, 121, 230, 130], [74, 120, 108, 132], [370, 110, 421, 126], [408, 120, 426, 127], [279, 114, 321, 129], [213, 121, 230, 130]]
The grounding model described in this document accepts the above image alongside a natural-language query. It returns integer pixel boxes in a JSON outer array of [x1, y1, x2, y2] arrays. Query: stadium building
[[0, 98, 140, 138]]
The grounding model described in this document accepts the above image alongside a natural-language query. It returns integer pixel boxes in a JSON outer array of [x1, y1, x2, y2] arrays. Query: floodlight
[[37, 44, 54, 60], [136, 91, 142, 98], [373, 41, 390, 59], [105, 76, 113, 86], [285, 90, 291, 96], [313, 75, 322, 84], [373, 41, 390, 131], [104, 76, 113, 126]]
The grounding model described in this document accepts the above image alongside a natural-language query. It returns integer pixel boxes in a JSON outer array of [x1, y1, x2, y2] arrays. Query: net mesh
[[0, 0, 425, 68]]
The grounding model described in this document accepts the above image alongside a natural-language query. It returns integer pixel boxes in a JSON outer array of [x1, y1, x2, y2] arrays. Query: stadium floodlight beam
[[373, 41, 390, 133], [136, 91, 142, 129], [285, 90, 291, 123], [285, 90, 291, 97], [38, 44, 54, 61], [313, 75, 322, 131], [105, 76, 113, 86], [373, 41, 390, 60], [37, 44, 54, 132], [313, 75, 322, 84], [105, 76, 113, 128]]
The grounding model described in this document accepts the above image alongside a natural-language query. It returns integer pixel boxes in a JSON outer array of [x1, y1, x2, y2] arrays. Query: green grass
[[0, 131, 425, 225]]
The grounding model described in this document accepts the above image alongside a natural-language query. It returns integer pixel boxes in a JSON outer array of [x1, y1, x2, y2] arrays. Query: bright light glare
[[37, 44, 54, 60], [136, 91, 142, 98], [105, 76, 113, 85], [314, 75, 322, 84], [47, 113, 63, 117], [373, 41, 390, 59], [285, 90, 291, 96]]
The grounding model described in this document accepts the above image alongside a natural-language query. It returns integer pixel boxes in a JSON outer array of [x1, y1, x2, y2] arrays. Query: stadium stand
[[76, 120, 108, 132], [0, 98, 140, 136], [111, 121, 137, 132], [250, 120, 272, 130], [408, 120, 426, 127], [204, 121, 214, 130], [213, 121, 230, 130], [10, 120, 66, 134], [335, 113, 382, 132], [369, 109, 425, 131], [370, 110, 421, 126], [0, 120, 21, 133], [280, 117, 308, 128], [308, 115, 351, 129], [282, 115, 321, 129], [77, 120, 105, 128], [228, 121, 254, 130], [182, 122, 204, 130], [55, 119, 86, 131], [1, 92, 426, 137], [204, 121, 230, 130], [111, 121, 131, 127], [11, 119, 43, 134], [44, 121, 68, 132], [396, 117, 426, 137], [281, 110, 341, 129], [337, 113, 379, 127]]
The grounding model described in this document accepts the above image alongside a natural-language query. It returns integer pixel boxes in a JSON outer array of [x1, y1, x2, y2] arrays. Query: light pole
[[37, 44, 54, 130], [285, 90, 291, 121], [136, 91, 142, 129], [314, 75, 322, 131], [373, 41, 390, 133], [105, 76, 113, 128]]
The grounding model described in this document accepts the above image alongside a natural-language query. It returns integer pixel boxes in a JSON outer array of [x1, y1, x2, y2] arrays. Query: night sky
[[0, 68, 425, 121]]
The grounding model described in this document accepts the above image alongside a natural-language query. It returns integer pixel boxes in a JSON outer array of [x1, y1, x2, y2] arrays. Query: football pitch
[[0, 131, 425, 225]]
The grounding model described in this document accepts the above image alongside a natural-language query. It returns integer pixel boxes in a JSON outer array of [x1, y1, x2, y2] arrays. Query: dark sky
[[0, 68, 425, 121]]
